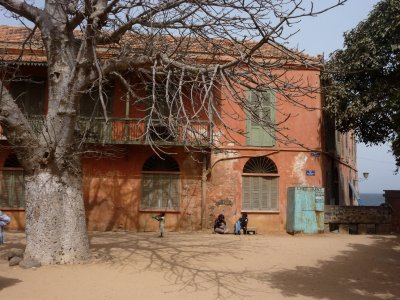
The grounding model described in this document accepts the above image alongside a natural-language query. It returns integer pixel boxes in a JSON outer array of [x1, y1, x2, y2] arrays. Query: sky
[[0, 0, 397, 193], [286, 0, 398, 194]]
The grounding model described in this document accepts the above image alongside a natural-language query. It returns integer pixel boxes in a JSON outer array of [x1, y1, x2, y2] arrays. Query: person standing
[[153, 212, 165, 237]]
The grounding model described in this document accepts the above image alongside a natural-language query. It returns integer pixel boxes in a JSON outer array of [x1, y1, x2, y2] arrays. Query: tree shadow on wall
[[89, 232, 262, 299], [263, 235, 400, 300], [84, 174, 139, 231]]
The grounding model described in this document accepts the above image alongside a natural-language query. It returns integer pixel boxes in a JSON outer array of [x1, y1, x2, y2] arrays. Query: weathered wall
[[206, 149, 325, 233], [324, 205, 391, 224]]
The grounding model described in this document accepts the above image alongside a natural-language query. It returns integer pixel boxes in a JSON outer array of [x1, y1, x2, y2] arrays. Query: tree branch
[[0, 0, 42, 24]]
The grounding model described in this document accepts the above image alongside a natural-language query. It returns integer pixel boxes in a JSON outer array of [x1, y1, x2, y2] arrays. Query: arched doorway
[[141, 154, 180, 210], [242, 156, 279, 211]]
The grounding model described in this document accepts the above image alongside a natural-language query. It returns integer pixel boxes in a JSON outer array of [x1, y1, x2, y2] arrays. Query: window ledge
[[139, 209, 180, 213], [242, 210, 280, 214], [0, 207, 25, 211]]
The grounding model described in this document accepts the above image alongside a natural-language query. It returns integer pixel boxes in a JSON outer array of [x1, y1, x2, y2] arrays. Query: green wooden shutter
[[141, 174, 152, 209], [242, 176, 279, 211], [0, 170, 25, 208], [269, 177, 279, 211], [246, 90, 275, 147], [169, 175, 180, 209], [260, 177, 270, 210], [141, 173, 180, 209], [242, 176, 251, 210]]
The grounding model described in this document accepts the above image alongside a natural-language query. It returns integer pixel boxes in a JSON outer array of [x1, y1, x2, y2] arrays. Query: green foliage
[[323, 0, 400, 171]]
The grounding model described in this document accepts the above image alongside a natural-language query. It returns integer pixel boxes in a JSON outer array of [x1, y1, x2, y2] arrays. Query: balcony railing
[[0, 116, 212, 146]]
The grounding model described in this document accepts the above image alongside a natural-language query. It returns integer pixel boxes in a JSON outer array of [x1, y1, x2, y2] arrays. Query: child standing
[[154, 212, 165, 237]]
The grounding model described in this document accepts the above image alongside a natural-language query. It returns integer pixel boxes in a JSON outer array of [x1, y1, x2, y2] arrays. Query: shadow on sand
[[88, 233, 400, 299], [264, 235, 400, 300], [1, 232, 399, 299], [0, 276, 22, 291], [88, 232, 256, 299]]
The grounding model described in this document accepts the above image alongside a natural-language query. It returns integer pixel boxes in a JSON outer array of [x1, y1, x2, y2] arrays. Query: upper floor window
[[144, 82, 179, 141], [246, 90, 275, 147], [10, 77, 45, 115], [79, 82, 114, 118]]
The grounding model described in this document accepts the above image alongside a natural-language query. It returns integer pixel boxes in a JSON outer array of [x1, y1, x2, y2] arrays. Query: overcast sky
[[0, 0, 397, 194], [287, 0, 398, 194]]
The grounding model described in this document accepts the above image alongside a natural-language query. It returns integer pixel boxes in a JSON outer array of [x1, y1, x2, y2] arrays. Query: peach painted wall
[[82, 146, 203, 232], [206, 149, 325, 233]]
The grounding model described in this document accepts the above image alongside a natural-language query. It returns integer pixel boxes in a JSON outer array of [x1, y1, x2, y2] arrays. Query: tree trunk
[[23, 168, 90, 264]]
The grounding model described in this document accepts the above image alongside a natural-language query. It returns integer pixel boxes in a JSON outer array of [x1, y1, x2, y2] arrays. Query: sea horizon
[[358, 193, 385, 206]]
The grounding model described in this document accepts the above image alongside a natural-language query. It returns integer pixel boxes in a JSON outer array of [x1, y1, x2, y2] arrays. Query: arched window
[[1, 154, 25, 208], [141, 154, 180, 210], [242, 156, 279, 211]]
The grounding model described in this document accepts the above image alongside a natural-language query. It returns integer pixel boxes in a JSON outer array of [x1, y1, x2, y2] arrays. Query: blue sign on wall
[[311, 152, 320, 157], [306, 170, 316, 176]]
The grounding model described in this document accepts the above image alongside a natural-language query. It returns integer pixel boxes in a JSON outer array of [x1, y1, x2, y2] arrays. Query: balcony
[[0, 116, 212, 146]]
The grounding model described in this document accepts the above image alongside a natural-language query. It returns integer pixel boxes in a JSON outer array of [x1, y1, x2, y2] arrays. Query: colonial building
[[0, 26, 358, 233]]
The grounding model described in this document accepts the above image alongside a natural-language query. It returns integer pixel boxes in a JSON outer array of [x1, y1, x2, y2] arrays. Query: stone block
[[349, 224, 358, 234], [339, 224, 349, 234], [376, 224, 391, 234], [9, 256, 22, 266], [357, 224, 368, 234], [7, 248, 24, 260], [19, 258, 41, 269], [366, 224, 376, 234]]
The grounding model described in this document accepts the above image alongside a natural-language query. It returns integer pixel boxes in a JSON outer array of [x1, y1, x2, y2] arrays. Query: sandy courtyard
[[0, 231, 399, 300]]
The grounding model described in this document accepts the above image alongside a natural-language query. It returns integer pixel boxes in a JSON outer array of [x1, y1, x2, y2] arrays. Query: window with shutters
[[242, 157, 279, 211], [0, 154, 25, 208], [10, 77, 45, 116], [246, 90, 275, 147], [141, 154, 180, 210]]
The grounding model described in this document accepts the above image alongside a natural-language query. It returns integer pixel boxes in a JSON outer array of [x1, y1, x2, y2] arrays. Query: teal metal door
[[286, 187, 325, 234], [301, 188, 319, 234]]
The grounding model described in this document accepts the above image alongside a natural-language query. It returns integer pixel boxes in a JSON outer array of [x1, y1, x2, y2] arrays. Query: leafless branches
[[0, 0, 347, 160]]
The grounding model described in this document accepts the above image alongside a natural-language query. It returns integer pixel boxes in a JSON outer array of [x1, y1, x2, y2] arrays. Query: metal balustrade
[[0, 116, 212, 146]]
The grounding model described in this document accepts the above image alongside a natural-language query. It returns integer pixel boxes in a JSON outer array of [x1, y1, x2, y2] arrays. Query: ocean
[[359, 193, 385, 206]]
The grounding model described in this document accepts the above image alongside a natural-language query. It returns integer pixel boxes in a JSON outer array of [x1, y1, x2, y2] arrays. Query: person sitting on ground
[[214, 214, 229, 234], [234, 212, 249, 235]]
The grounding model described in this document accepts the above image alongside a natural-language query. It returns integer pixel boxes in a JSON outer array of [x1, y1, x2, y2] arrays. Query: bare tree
[[0, 0, 346, 265]]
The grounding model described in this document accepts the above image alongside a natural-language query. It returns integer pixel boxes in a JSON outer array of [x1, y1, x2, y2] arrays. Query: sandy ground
[[0, 231, 399, 300]]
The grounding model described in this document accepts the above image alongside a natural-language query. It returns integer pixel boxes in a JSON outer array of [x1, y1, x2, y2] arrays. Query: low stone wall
[[324, 205, 392, 234], [384, 190, 400, 233]]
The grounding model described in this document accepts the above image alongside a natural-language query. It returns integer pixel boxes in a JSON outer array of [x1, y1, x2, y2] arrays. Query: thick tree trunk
[[23, 168, 90, 264]]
